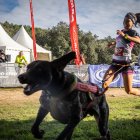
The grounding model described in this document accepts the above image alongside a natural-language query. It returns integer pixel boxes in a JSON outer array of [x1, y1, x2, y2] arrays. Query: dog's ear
[[51, 51, 76, 70]]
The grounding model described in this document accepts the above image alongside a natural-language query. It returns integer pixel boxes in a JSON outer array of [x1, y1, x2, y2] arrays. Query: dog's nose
[[18, 74, 23, 80], [18, 74, 27, 84]]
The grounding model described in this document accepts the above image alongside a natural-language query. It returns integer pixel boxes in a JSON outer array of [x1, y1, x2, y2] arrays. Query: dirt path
[[0, 88, 41, 103], [0, 87, 136, 102]]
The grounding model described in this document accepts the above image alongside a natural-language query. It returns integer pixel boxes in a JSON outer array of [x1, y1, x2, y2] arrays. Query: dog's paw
[[99, 135, 110, 140], [98, 136, 107, 140], [106, 131, 111, 140], [31, 127, 45, 139]]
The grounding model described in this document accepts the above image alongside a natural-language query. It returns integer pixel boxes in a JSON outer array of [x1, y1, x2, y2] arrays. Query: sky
[[0, 0, 140, 39]]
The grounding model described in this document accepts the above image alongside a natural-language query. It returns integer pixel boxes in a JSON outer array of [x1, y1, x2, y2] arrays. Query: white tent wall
[[13, 26, 52, 61]]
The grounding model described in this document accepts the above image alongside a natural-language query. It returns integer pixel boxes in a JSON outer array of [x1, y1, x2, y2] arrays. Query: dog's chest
[[49, 98, 72, 124]]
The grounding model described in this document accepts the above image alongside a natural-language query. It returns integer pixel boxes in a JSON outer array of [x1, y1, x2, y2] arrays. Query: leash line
[[101, 62, 135, 88], [102, 66, 125, 83]]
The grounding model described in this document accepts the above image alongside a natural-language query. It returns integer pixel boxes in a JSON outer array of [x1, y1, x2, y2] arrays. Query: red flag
[[68, 0, 81, 65], [29, 0, 37, 60]]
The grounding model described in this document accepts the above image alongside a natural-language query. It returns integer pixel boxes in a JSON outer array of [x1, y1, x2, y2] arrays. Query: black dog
[[18, 52, 110, 140]]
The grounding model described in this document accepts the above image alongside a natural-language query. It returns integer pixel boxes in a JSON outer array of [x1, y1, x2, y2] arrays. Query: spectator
[[0, 49, 7, 63], [15, 51, 27, 75], [80, 53, 86, 65]]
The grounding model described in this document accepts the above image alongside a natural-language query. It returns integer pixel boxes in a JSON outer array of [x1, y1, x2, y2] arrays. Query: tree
[[46, 22, 70, 59]]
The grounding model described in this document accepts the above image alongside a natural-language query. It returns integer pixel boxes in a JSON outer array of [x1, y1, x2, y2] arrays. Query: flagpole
[[68, 0, 81, 65], [29, 0, 37, 60]]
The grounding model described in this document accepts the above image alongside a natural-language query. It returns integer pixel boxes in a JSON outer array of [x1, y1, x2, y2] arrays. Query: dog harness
[[54, 73, 102, 99], [68, 74, 99, 94], [76, 82, 98, 93]]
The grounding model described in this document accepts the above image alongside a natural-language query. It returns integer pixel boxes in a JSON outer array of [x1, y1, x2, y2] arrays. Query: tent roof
[[0, 24, 30, 52], [13, 26, 51, 53]]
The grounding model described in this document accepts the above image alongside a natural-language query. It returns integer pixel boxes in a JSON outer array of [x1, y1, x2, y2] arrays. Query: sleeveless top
[[112, 29, 139, 63], [15, 55, 27, 67]]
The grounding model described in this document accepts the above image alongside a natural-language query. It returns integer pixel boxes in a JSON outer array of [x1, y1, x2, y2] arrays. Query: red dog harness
[[70, 74, 99, 94], [76, 82, 98, 93]]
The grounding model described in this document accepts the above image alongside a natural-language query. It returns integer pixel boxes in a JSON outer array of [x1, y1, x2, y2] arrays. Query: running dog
[[18, 52, 110, 140]]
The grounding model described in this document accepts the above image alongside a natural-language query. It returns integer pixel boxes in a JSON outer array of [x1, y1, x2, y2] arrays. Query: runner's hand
[[107, 41, 116, 48], [116, 30, 125, 37]]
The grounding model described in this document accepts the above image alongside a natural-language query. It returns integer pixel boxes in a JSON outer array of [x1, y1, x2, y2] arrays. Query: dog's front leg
[[31, 91, 49, 139], [56, 95, 82, 140], [31, 106, 49, 139], [98, 97, 110, 140]]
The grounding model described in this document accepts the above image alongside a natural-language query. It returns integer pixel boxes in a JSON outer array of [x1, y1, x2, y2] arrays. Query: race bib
[[114, 47, 124, 56]]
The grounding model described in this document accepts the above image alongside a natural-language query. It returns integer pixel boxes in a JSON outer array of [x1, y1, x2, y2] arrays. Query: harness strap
[[76, 82, 98, 93]]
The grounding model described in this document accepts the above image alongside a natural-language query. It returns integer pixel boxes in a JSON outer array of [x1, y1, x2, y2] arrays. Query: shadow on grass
[[135, 105, 140, 109], [0, 117, 140, 140]]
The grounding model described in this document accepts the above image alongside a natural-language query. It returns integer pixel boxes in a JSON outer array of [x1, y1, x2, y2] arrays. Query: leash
[[102, 65, 125, 83], [102, 62, 135, 88]]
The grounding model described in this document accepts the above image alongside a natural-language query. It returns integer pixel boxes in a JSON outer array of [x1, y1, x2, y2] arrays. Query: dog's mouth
[[23, 83, 40, 95]]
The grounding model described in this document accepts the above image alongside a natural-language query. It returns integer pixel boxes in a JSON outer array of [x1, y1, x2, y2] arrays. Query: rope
[[102, 62, 135, 89]]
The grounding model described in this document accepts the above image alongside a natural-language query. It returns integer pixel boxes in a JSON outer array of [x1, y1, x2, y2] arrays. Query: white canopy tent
[[13, 26, 52, 61], [0, 24, 31, 63]]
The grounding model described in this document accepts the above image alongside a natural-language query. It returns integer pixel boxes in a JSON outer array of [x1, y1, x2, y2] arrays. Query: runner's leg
[[102, 66, 118, 92], [123, 73, 140, 96]]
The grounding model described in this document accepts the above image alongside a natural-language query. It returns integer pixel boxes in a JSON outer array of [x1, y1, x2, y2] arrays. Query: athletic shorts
[[110, 64, 134, 75]]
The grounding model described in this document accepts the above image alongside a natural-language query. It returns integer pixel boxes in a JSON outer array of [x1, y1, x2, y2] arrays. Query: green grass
[[0, 90, 140, 140]]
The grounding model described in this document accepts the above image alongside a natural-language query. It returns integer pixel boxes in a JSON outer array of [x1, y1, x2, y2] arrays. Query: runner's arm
[[107, 41, 116, 48]]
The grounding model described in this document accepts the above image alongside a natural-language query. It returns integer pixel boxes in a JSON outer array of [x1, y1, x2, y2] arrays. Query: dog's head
[[18, 51, 76, 95]]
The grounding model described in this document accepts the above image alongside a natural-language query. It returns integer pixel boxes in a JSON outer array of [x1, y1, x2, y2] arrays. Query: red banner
[[29, 0, 37, 60], [68, 0, 81, 65]]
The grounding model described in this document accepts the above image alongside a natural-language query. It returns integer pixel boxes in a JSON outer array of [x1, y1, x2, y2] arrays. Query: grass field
[[0, 88, 140, 140]]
